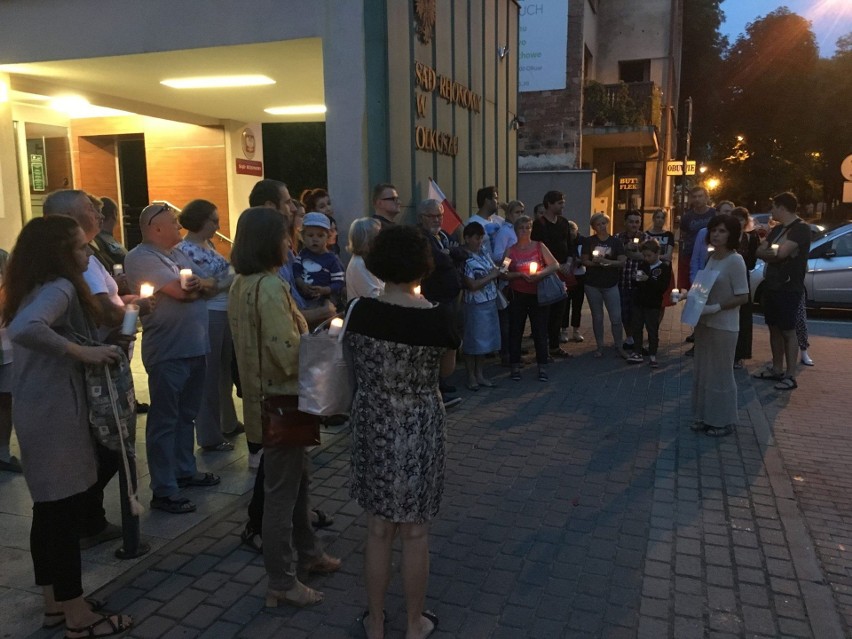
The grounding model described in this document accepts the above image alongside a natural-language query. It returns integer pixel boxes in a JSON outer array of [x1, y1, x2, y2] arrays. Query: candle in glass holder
[[632, 237, 640, 245], [139, 283, 155, 298], [528, 261, 538, 274], [770, 243, 779, 255], [670, 288, 680, 304], [112, 264, 124, 276], [707, 246, 715, 253], [413, 285, 422, 296], [327, 317, 344, 337], [179, 269, 193, 290], [592, 248, 602, 258]]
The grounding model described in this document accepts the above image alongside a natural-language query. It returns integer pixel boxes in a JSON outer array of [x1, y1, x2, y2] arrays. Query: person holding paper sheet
[[690, 214, 749, 437]]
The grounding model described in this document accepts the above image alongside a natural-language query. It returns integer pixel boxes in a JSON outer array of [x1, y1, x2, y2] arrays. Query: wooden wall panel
[[77, 136, 120, 207]]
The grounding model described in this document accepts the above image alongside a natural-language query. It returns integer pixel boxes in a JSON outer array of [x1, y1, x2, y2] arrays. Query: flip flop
[[421, 611, 439, 638], [705, 424, 734, 437], [177, 472, 220, 487], [360, 609, 387, 639], [265, 583, 323, 608], [150, 496, 196, 514], [774, 376, 798, 391], [752, 367, 783, 381]]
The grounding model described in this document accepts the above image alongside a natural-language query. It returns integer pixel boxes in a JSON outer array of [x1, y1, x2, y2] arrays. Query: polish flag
[[428, 177, 463, 235]]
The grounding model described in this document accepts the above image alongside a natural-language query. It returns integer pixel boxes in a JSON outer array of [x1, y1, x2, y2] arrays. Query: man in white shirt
[[467, 186, 500, 261]]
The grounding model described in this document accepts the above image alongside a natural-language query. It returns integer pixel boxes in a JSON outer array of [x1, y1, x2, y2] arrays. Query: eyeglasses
[[423, 213, 444, 220], [381, 197, 400, 203], [147, 204, 171, 226]]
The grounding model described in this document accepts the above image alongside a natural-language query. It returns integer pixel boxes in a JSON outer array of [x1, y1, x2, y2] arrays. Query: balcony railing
[[583, 81, 661, 129]]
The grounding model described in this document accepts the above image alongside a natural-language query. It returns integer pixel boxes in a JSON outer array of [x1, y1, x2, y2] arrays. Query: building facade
[[0, 0, 518, 251], [517, 0, 682, 231]]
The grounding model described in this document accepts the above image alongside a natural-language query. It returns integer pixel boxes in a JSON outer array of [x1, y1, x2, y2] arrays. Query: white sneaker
[[800, 349, 814, 366], [559, 329, 569, 343], [248, 450, 263, 470]]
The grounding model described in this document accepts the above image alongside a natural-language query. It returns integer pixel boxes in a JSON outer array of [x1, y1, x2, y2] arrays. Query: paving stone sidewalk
[[25, 312, 848, 639]]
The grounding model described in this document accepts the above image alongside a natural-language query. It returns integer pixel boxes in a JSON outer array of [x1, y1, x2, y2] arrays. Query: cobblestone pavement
[[20, 311, 851, 639]]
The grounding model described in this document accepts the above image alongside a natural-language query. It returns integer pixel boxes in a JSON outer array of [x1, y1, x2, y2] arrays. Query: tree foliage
[[678, 0, 727, 158]]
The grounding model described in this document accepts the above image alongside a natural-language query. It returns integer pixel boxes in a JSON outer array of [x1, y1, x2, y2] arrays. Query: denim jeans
[[146, 356, 206, 498], [195, 310, 239, 447], [584, 285, 623, 349]]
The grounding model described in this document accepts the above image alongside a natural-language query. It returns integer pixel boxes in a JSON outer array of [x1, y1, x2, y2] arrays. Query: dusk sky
[[720, 0, 852, 57]]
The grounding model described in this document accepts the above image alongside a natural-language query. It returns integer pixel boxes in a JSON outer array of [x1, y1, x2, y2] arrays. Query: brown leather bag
[[261, 395, 321, 448], [254, 277, 321, 448]]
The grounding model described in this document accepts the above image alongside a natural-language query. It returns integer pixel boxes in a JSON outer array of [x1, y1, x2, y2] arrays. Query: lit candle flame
[[528, 262, 538, 274], [413, 285, 422, 295], [140, 283, 155, 298]]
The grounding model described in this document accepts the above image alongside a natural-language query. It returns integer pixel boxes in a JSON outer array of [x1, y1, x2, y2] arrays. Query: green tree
[[714, 9, 820, 209], [679, 0, 727, 159]]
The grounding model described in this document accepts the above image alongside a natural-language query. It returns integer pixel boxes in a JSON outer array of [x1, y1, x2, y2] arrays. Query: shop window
[[618, 59, 650, 84], [584, 46, 594, 81]]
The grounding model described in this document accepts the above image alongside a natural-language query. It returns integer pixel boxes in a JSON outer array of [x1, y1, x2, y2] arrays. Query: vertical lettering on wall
[[416, 93, 428, 118]]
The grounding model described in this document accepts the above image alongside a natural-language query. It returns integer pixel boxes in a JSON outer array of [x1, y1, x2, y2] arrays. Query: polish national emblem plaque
[[415, 0, 436, 45]]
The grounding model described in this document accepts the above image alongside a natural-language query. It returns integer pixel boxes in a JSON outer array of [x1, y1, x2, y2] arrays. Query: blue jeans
[[146, 356, 206, 498], [584, 285, 623, 350]]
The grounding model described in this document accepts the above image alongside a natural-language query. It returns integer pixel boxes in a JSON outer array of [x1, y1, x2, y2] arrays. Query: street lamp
[[706, 177, 721, 192]]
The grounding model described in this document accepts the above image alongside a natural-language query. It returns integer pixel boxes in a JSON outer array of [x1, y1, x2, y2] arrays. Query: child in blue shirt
[[293, 212, 345, 309]]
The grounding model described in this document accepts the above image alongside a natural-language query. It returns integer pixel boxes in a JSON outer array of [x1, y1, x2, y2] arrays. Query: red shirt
[[506, 242, 543, 295]]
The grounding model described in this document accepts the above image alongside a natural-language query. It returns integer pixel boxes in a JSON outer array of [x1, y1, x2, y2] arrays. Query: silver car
[[751, 222, 852, 309]]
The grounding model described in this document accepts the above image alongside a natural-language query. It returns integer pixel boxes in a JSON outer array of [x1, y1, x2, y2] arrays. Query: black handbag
[[537, 272, 568, 306]]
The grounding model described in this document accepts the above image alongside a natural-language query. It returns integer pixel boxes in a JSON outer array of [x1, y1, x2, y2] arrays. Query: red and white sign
[[236, 159, 263, 176]]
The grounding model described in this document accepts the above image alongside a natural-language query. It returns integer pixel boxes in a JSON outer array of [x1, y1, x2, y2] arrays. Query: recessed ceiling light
[[264, 105, 327, 115], [161, 75, 275, 89], [50, 96, 130, 118]]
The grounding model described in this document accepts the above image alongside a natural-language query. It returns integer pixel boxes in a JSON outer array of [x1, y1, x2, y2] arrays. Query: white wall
[[0, 74, 23, 250]]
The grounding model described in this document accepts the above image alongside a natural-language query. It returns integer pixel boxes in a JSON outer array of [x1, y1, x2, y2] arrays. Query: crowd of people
[[0, 177, 813, 639]]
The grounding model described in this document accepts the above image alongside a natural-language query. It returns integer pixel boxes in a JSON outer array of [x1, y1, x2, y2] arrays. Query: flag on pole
[[427, 177, 463, 235]]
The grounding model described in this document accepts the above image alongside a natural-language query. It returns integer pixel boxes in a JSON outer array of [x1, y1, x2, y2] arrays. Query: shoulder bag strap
[[254, 277, 265, 400]]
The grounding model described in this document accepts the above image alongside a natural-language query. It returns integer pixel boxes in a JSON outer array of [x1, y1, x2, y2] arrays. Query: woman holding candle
[[346, 225, 461, 639], [229, 206, 341, 608], [461, 222, 502, 389], [581, 213, 628, 357], [177, 199, 241, 451], [2, 216, 132, 637], [504, 215, 560, 381], [690, 214, 750, 437]]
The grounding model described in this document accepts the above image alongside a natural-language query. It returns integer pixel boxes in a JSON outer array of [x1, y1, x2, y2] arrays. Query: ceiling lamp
[[161, 75, 275, 89], [264, 105, 327, 115], [50, 96, 130, 118]]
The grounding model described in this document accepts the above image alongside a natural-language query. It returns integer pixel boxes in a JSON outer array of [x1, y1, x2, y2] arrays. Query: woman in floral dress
[[346, 225, 461, 639]]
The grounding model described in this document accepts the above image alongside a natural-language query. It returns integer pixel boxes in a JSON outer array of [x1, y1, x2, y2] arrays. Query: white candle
[[707, 246, 715, 253], [327, 317, 344, 337], [121, 303, 139, 335], [112, 264, 124, 276], [670, 288, 680, 304], [633, 238, 640, 245], [413, 285, 422, 296], [179, 268, 193, 290], [529, 261, 538, 274], [139, 283, 155, 298], [501, 257, 512, 271], [592, 249, 601, 258]]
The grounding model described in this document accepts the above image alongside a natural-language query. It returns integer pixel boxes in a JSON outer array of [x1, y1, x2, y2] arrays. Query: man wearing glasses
[[371, 183, 401, 231], [125, 203, 219, 514]]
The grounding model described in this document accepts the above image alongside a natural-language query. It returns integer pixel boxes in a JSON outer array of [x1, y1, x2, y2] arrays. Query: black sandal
[[150, 496, 196, 514], [43, 597, 106, 629], [704, 424, 734, 438], [311, 509, 334, 529], [64, 613, 132, 639], [240, 523, 262, 554]]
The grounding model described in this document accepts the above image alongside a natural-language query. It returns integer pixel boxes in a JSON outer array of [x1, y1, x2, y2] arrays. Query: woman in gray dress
[[3, 216, 132, 638]]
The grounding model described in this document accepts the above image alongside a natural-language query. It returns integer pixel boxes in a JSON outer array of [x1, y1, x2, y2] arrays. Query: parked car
[[751, 222, 852, 309], [750, 213, 827, 240]]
